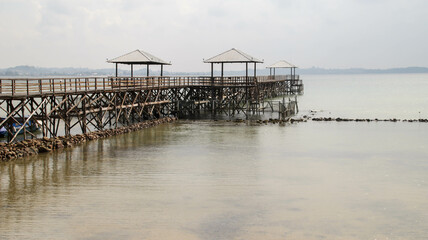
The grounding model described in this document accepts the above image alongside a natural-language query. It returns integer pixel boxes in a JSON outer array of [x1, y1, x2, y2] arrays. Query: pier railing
[[286, 75, 300, 80], [0, 75, 294, 97], [257, 75, 299, 82]]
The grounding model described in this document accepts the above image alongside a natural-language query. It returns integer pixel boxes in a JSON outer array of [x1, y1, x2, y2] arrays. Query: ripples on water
[[1, 74, 428, 240]]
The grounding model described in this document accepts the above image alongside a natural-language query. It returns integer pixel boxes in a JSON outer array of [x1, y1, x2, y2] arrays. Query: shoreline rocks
[[311, 117, 428, 123], [0, 117, 177, 162]]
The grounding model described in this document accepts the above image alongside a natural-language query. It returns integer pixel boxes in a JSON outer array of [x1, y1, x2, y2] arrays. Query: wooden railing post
[[12, 79, 15, 96]]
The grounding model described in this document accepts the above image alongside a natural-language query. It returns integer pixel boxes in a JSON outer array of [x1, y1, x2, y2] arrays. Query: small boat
[[0, 118, 41, 138]]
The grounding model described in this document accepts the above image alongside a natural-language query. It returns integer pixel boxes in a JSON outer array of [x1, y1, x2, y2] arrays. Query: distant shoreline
[[1, 65, 428, 77]]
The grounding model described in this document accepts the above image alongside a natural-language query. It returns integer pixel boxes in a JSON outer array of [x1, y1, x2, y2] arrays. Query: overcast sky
[[0, 0, 427, 72]]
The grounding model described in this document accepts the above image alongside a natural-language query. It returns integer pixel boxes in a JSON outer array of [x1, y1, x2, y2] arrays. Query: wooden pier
[[0, 48, 304, 142], [0, 75, 303, 142]]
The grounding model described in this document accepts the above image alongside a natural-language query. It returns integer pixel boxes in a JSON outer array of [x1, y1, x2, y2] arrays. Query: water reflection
[[0, 124, 172, 216], [1, 120, 428, 239]]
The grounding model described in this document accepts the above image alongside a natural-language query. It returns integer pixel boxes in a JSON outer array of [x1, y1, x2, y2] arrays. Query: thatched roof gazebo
[[204, 48, 263, 78], [266, 60, 297, 77], [107, 49, 171, 77]]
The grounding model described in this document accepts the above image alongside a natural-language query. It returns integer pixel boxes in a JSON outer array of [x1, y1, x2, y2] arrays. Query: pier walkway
[[0, 75, 302, 98], [0, 75, 303, 142]]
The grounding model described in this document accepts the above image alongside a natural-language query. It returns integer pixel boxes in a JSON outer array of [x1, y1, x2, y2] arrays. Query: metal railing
[[0, 76, 274, 97]]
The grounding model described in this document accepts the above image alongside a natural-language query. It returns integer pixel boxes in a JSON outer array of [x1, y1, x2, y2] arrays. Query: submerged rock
[[38, 145, 52, 153]]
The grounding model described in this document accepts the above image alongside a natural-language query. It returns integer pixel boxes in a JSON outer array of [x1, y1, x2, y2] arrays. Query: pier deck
[[0, 76, 303, 98], [0, 75, 303, 142]]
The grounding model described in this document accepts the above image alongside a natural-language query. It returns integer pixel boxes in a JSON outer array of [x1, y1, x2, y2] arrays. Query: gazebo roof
[[204, 48, 263, 63], [107, 49, 171, 65], [266, 60, 297, 69]]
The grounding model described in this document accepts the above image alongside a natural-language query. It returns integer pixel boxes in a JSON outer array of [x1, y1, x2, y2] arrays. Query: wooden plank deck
[[0, 76, 291, 99]]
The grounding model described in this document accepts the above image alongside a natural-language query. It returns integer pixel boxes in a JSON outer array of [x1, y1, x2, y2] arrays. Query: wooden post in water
[[64, 96, 69, 137], [211, 63, 215, 113], [82, 97, 87, 134]]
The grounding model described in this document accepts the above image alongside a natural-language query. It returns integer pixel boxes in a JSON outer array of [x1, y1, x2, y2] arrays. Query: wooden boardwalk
[[0, 76, 303, 98], [0, 75, 303, 142]]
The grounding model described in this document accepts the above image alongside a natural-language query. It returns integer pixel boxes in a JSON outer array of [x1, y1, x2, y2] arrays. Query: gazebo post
[[210, 62, 215, 113], [221, 63, 224, 80], [274, 68, 276, 77], [131, 64, 133, 78], [147, 64, 149, 77], [115, 63, 118, 77], [254, 63, 257, 78], [246, 63, 248, 93], [161, 65, 164, 77]]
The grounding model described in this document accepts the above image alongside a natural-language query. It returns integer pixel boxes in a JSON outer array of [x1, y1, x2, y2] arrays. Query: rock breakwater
[[311, 117, 428, 123], [0, 117, 177, 162], [229, 118, 307, 125]]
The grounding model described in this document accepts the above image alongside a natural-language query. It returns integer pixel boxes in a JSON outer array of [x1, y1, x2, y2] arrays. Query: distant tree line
[[1, 65, 428, 77]]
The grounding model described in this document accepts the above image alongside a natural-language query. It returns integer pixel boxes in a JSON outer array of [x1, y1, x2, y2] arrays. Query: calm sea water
[[1, 74, 428, 240]]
